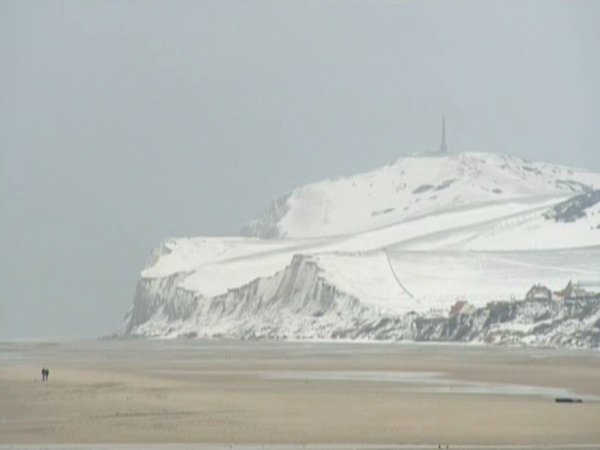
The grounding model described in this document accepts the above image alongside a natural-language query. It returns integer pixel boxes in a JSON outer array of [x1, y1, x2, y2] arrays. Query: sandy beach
[[1, 340, 599, 448]]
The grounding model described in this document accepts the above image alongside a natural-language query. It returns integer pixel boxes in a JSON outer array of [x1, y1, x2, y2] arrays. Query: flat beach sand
[[1, 340, 599, 448]]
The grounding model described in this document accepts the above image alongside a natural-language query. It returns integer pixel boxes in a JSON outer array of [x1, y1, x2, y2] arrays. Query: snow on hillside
[[118, 152, 600, 346], [243, 153, 600, 239]]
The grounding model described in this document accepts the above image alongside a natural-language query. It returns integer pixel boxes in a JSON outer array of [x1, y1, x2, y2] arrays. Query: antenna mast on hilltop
[[439, 116, 448, 153]]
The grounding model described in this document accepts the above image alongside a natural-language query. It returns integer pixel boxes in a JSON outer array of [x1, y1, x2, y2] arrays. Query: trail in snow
[[384, 248, 414, 299]]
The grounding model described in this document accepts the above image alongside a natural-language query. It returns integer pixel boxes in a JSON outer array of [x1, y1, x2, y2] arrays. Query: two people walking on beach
[[41, 367, 49, 381]]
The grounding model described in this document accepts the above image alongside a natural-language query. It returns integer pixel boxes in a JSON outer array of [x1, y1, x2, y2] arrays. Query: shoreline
[[2, 341, 599, 446]]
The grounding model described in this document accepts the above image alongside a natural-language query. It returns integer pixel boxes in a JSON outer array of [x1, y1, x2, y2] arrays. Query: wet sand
[[1, 340, 599, 448]]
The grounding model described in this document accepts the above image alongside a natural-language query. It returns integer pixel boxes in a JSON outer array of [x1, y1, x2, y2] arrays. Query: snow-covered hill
[[118, 153, 600, 347], [242, 153, 600, 239]]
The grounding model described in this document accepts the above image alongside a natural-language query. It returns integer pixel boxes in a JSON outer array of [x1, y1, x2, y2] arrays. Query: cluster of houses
[[448, 280, 599, 317], [449, 300, 477, 317], [525, 280, 600, 302]]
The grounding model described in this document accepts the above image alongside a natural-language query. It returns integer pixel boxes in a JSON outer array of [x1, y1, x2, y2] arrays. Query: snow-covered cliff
[[117, 152, 600, 347]]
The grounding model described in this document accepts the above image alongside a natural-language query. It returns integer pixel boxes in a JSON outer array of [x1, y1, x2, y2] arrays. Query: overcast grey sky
[[1, 0, 599, 340]]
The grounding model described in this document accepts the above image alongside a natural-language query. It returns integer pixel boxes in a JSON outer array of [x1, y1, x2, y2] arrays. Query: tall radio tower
[[439, 116, 448, 153]]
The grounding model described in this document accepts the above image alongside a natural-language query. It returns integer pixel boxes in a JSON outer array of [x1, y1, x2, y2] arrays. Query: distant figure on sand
[[41, 368, 49, 381]]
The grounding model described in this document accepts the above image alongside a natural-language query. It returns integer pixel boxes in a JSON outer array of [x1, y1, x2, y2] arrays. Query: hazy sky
[[1, 0, 599, 340]]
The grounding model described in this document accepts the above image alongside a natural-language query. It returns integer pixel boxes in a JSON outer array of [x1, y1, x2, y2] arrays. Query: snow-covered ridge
[[242, 153, 600, 239], [118, 152, 600, 347]]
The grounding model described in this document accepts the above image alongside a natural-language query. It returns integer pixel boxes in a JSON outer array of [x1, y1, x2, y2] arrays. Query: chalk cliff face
[[338, 298, 600, 348], [118, 153, 600, 347], [118, 254, 370, 340]]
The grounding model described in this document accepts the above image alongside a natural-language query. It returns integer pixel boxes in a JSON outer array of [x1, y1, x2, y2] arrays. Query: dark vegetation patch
[[522, 165, 542, 175], [434, 179, 457, 191], [412, 184, 434, 194], [555, 179, 593, 193], [544, 190, 600, 223], [371, 207, 395, 217]]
